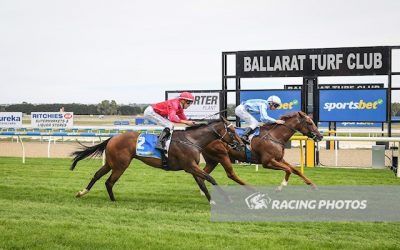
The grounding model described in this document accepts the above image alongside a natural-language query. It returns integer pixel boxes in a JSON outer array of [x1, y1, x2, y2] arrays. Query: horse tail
[[70, 138, 112, 171]]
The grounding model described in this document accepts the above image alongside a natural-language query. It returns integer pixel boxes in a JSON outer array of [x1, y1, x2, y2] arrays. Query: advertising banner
[[31, 112, 74, 128], [318, 121, 382, 128], [319, 89, 387, 122], [166, 91, 220, 120], [237, 46, 390, 77], [240, 90, 302, 121], [0, 112, 23, 128]]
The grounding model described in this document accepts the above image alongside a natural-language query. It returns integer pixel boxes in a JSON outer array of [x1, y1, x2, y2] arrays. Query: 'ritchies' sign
[[236, 46, 390, 77]]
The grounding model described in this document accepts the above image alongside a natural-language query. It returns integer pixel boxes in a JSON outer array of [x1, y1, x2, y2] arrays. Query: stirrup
[[155, 142, 167, 153], [241, 136, 250, 144]]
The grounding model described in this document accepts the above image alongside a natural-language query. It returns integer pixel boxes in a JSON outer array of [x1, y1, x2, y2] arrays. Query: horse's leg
[[185, 164, 224, 203], [203, 152, 250, 187], [280, 159, 317, 189], [219, 156, 250, 186], [104, 168, 127, 202], [264, 158, 293, 191], [202, 157, 218, 175], [191, 164, 233, 204], [198, 159, 218, 196], [192, 175, 212, 201], [76, 163, 111, 198], [105, 155, 131, 202]]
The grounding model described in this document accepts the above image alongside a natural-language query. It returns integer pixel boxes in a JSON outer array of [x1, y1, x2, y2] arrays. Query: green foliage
[[0, 157, 399, 249], [392, 102, 400, 117], [97, 100, 119, 115], [227, 104, 236, 117], [3, 102, 147, 115]]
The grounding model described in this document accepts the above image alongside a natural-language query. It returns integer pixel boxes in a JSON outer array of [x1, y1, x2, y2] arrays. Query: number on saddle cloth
[[136, 133, 163, 159]]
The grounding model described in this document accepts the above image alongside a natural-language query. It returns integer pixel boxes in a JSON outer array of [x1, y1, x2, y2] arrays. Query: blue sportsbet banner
[[240, 90, 302, 121], [319, 89, 387, 122]]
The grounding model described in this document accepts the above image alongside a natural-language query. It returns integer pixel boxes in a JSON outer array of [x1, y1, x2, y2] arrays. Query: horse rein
[[172, 120, 238, 152], [209, 122, 239, 147], [260, 116, 308, 146]]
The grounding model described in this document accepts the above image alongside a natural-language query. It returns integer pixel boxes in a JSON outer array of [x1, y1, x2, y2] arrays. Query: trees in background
[[97, 100, 118, 115], [392, 102, 400, 117], [2, 101, 149, 115]]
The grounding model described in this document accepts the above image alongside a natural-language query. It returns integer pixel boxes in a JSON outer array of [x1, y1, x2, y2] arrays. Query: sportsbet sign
[[31, 112, 74, 128], [319, 89, 387, 122]]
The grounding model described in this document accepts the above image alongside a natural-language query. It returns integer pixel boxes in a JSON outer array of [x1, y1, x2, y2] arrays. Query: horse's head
[[210, 117, 244, 147], [282, 112, 323, 142]]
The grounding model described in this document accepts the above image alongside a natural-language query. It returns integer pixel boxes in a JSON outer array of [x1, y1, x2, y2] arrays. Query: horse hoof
[[75, 189, 88, 198], [275, 186, 283, 192], [210, 200, 216, 205], [311, 185, 318, 191]]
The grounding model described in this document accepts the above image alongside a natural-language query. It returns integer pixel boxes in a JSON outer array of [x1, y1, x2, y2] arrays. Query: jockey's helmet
[[267, 95, 282, 107], [179, 92, 195, 102]]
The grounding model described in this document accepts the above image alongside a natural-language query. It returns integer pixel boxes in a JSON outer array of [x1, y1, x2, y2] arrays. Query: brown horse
[[70, 118, 243, 202], [201, 111, 323, 191]]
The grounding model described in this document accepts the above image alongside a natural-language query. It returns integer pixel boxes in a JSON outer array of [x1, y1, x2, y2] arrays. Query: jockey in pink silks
[[143, 92, 196, 151]]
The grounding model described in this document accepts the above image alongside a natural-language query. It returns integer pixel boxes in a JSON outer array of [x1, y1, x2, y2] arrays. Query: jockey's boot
[[156, 127, 171, 153], [242, 127, 254, 144]]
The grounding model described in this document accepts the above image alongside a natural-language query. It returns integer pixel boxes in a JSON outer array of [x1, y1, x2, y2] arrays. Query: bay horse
[[70, 117, 243, 203], [201, 111, 323, 191]]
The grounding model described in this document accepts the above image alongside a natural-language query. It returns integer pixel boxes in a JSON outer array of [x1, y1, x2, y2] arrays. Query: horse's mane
[[279, 111, 301, 121], [259, 111, 306, 130], [184, 119, 222, 131]]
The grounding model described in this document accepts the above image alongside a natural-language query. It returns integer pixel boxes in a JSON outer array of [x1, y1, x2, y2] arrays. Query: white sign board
[[0, 112, 23, 128], [31, 112, 74, 128], [166, 92, 220, 120]]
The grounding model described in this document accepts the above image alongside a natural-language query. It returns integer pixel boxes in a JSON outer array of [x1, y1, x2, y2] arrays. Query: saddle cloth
[[136, 132, 172, 159], [235, 127, 261, 163], [235, 127, 260, 142]]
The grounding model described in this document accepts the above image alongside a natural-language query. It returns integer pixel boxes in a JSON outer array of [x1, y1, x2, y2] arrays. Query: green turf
[[0, 157, 399, 250]]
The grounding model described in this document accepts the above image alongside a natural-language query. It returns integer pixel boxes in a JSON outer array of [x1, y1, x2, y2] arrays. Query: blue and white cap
[[267, 95, 282, 106]]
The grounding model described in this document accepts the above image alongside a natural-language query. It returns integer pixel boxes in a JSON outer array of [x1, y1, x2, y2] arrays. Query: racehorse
[[201, 111, 323, 191], [70, 117, 243, 203]]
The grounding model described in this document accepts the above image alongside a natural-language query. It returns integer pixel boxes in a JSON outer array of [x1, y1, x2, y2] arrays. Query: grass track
[[1, 157, 399, 249]]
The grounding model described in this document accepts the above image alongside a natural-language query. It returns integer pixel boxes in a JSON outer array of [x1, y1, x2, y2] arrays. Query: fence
[[1, 128, 399, 177]]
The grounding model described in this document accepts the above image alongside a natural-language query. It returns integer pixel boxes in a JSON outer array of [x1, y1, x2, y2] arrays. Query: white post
[[47, 136, 52, 158], [300, 139, 304, 174], [255, 164, 258, 172], [335, 140, 338, 167], [18, 136, 25, 164], [102, 150, 105, 165]]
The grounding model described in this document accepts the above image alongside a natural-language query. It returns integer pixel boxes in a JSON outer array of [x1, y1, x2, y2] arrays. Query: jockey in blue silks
[[235, 95, 285, 142]]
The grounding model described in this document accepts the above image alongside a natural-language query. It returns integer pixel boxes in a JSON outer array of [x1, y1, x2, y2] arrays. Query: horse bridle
[[209, 121, 239, 147], [295, 116, 319, 140]]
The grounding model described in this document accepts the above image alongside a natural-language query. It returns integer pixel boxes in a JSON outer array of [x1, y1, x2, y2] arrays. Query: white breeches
[[143, 106, 174, 129], [235, 104, 260, 130]]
